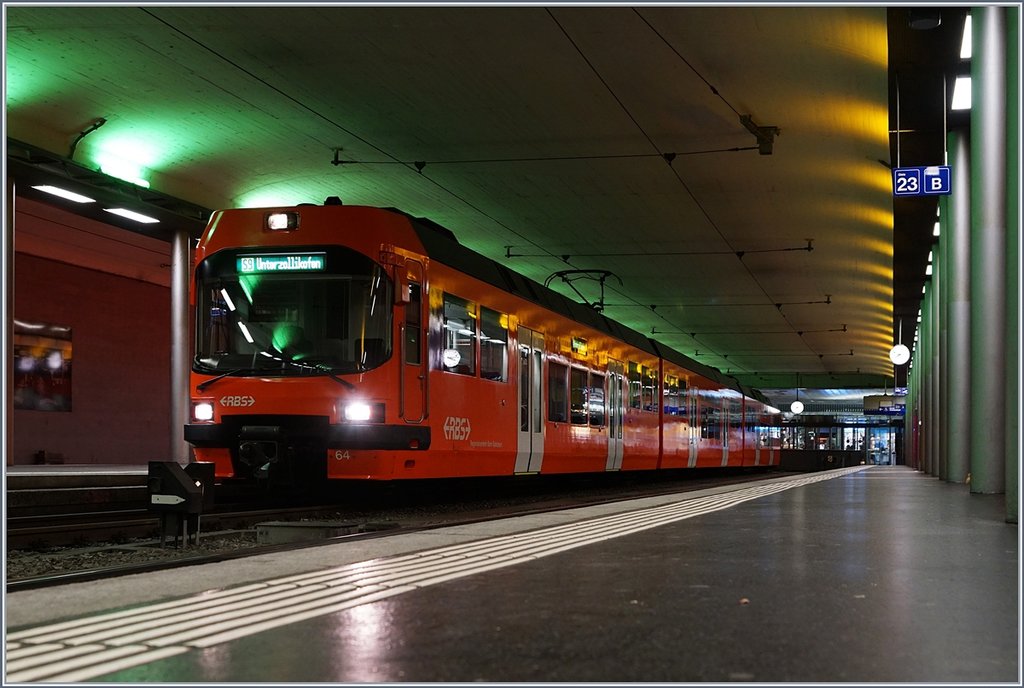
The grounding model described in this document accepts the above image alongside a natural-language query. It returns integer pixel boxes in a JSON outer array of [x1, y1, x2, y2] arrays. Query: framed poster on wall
[[13, 320, 72, 412]]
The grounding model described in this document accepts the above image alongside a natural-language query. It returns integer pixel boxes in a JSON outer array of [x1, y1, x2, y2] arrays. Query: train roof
[[391, 208, 765, 403]]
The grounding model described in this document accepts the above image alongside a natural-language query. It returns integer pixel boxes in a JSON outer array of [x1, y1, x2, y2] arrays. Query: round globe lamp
[[889, 344, 911, 365]]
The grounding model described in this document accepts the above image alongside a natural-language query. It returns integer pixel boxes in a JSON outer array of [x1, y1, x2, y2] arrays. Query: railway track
[[7, 468, 793, 591]]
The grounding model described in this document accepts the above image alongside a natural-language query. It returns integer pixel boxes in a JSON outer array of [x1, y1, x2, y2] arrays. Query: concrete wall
[[12, 252, 171, 464]]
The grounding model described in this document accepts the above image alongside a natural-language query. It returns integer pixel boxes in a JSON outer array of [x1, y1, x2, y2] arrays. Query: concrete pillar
[[1004, 7, 1019, 522], [170, 228, 192, 464], [946, 130, 971, 484], [929, 282, 937, 475], [932, 242, 944, 480], [922, 283, 934, 476], [938, 193, 950, 481], [908, 348, 920, 470], [969, 6, 1007, 494], [4, 177, 13, 466]]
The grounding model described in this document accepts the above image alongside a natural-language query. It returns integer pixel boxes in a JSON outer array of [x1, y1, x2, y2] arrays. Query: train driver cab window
[[442, 293, 477, 376], [548, 361, 569, 423], [193, 246, 392, 375], [479, 307, 508, 382]]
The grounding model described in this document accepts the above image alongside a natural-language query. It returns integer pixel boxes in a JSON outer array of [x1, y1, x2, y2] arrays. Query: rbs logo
[[220, 395, 256, 407], [443, 416, 471, 441]]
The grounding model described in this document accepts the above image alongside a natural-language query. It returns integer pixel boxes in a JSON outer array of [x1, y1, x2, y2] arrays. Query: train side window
[[405, 282, 422, 365], [548, 361, 569, 423], [700, 391, 714, 439], [641, 366, 657, 412], [589, 372, 606, 427], [628, 362, 641, 409], [442, 293, 477, 376], [662, 376, 687, 416], [479, 307, 508, 382], [663, 375, 680, 416], [569, 367, 588, 424]]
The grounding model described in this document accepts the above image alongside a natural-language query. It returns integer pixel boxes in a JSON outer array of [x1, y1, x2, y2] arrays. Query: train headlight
[[265, 211, 299, 231], [344, 402, 372, 422], [193, 402, 215, 422], [341, 401, 385, 423]]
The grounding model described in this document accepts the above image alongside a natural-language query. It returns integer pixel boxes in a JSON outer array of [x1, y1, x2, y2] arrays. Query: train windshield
[[193, 247, 393, 375]]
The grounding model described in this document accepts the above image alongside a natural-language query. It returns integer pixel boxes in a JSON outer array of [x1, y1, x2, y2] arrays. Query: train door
[[688, 388, 699, 467], [754, 414, 763, 466], [514, 327, 545, 473], [399, 259, 427, 423], [721, 397, 730, 466], [605, 360, 625, 471]]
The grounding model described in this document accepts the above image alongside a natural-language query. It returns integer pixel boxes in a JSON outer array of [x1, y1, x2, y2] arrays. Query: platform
[[5, 464, 148, 490], [5, 466, 1019, 682]]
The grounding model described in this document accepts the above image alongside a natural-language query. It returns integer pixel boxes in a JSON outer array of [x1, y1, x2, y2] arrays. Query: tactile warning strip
[[6, 466, 869, 682]]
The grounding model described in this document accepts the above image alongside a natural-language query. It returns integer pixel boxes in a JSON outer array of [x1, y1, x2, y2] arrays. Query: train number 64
[[334, 450, 351, 461]]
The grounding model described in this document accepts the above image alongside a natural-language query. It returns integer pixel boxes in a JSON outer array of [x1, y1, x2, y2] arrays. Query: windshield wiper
[[196, 368, 248, 392], [278, 358, 357, 391], [319, 368, 356, 391], [195, 359, 357, 392]]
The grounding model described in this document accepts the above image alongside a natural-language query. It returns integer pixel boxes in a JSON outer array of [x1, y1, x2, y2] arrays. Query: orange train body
[[185, 203, 781, 483]]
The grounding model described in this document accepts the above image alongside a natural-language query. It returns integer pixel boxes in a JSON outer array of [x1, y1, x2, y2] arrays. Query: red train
[[184, 200, 781, 484]]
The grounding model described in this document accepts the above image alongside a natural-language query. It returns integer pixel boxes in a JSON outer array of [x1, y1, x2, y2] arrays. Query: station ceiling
[[5, 5, 968, 404]]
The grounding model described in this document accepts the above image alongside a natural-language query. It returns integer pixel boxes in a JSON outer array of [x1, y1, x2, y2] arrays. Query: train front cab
[[185, 206, 437, 484]]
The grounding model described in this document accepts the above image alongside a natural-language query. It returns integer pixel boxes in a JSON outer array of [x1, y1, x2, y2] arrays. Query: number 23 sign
[[893, 166, 952, 196]]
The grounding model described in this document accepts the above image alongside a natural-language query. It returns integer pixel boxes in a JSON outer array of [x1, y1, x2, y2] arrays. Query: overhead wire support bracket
[[331, 148, 352, 166], [739, 114, 781, 155]]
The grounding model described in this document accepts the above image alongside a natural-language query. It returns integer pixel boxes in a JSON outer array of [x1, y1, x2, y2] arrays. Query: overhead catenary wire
[[147, 7, 829, 375], [504, 239, 814, 260], [544, 8, 823, 370]]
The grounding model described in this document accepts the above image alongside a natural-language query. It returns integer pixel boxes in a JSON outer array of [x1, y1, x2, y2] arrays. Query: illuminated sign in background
[[863, 394, 906, 416], [237, 253, 326, 273]]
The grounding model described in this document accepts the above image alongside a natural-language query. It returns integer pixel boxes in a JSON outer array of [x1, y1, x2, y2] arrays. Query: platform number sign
[[893, 166, 952, 196]]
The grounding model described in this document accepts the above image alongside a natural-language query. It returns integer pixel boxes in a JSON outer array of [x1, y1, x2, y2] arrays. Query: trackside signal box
[[147, 461, 215, 547]]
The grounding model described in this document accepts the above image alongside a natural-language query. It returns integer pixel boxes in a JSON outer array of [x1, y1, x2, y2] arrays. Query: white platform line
[[6, 466, 869, 682]]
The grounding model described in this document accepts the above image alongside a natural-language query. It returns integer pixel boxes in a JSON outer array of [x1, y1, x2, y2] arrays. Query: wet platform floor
[[6, 466, 1019, 682]]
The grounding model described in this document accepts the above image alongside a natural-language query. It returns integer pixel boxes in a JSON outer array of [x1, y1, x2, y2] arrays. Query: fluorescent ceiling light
[[103, 207, 160, 224], [960, 14, 972, 59], [31, 185, 95, 204], [951, 76, 972, 111]]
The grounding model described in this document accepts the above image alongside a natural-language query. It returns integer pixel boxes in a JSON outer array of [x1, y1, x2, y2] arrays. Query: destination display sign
[[237, 253, 326, 273]]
